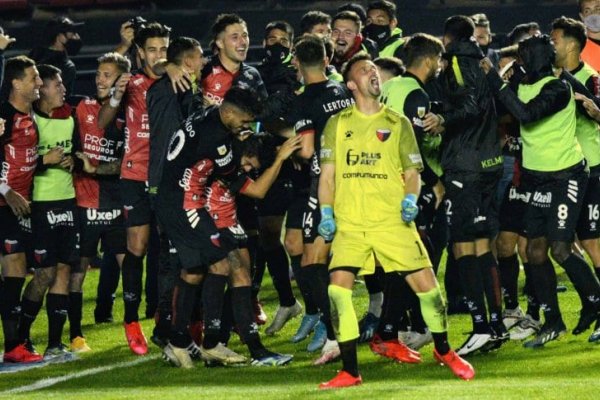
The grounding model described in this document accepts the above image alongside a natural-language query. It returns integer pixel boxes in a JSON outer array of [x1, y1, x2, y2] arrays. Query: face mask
[[65, 38, 83, 56], [264, 43, 290, 64], [584, 14, 600, 33], [364, 24, 391, 47]]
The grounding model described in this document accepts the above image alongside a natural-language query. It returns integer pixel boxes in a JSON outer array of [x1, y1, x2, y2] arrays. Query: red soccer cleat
[[3, 343, 43, 363], [370, 334, 422, 363], [319, 371, 363, 390], [124, 322, 148, 355], [434, 349, 475, 380], [252, 298, 268, 325]]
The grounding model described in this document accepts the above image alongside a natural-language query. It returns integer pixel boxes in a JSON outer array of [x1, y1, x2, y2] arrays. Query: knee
[[550, 241, 571, 264], [526, 243, 547, 265], [496, 238, 516, 259], [284, 233, 302, 256]]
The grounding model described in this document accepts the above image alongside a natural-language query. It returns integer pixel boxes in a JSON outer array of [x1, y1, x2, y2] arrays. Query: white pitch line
[[3, 354, 160, 395]]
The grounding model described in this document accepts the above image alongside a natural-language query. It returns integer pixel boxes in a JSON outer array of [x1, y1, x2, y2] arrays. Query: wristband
[[0, 183, 11, 196], [109, 96, 121, 108]]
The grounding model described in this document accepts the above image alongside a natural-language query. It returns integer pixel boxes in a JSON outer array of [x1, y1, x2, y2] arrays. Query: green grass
[[2, 258, 600, 399]]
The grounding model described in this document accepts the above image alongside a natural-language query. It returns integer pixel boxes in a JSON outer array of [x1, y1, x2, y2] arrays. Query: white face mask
[[584, 14, 600, 33]]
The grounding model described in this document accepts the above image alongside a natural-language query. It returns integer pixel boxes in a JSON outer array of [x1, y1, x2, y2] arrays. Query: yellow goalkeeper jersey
[[320, 104, 423, 231]]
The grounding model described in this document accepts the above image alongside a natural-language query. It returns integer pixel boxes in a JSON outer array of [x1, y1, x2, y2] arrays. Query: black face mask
[[364, 24, 391, 47], [264, 43, 290, 65], [65, 38, 83, 56]]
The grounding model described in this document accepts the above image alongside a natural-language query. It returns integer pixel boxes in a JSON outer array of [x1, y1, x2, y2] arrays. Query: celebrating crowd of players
[[2, 0, 600, 390]]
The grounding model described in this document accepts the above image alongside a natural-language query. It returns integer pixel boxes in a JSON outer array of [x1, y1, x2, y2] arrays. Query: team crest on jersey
[[4, 239, 18, 254], [376, 129, 391, 142], [217, 145, 227, 156], [34, 249, 47, 265]]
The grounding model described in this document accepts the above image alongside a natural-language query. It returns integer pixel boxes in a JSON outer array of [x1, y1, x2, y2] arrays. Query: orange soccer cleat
[[319, 371, 363, 390]]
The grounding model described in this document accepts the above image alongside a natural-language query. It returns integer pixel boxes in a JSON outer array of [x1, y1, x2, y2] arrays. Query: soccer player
[[365, 1, 405, 59], [98, 22, 170, 355], [482, 34, 600, 346], [331, 11, 378, 72], [317, 52, 474, 389], [299, 11, 332, 38], [0, 56, 44, 364], [19, 64, 78, 358], [552, 18, 600, 335], [72, 52, 132, 352], [285, 34, 354, 356]]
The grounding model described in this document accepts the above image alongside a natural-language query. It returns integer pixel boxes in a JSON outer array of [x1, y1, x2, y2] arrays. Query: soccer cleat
[[370, 334, 421, 363], [44, 344, 72, 360], [124, 321, 148, 355], [186, 341, 202, 360], [319, 370, 362, 390], [523, 320, 567, 348], [572, 307, 597, 335], [433, 349, 475, 380], [313, 339, 340, 365], [265, 300, 303, 335], [291, 313, 320, 343], [307, 321, 327, 352], [481, 324, 510, 352], [252, 298, 268, 326], [456, 333, 492, 356], [163, 343, 194, 369], [251, 352, 293, 366], [400, 330, 433, 351], [502, 307, 525, 330], [509, 314, 541, 340], [150, 329, 169, 350], [200, 343, 247, 365], [24, 338, 38, 354], [3, 343, 43, 363], [358, 312, 380, 343], [70, 336, 91, 353]]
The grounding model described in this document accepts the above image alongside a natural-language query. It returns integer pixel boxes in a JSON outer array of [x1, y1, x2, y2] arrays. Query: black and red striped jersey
[[205, 174, 252, 229], [0, 101, 39, 205], [74, 98, 125, 209]]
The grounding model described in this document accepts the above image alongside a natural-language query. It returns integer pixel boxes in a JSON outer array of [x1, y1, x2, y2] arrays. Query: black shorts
[[156, 206, 227, 271], [0, 206, 32, 255], [256, 178, 293, 217], [31, 199, 79, 268], [286, 192, 308, 230], [79, 207, 127, 258], [121, 178, 152, 228], [218, 224, 248, 253], [236, 195, 258, 232], [523, 162, 588, 242], [499, 184, 531, 235], [576, 174, 600, 240], [302, 195, 332, 244], [443, 172, 501, 243], [416, 185, 437, 232]]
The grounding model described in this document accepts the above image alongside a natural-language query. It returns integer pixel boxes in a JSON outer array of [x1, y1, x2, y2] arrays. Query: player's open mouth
[[370, 76, 379, 90]]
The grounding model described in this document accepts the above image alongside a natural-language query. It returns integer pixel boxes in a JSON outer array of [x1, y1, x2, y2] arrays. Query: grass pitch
[[1, 260, 600, 399]]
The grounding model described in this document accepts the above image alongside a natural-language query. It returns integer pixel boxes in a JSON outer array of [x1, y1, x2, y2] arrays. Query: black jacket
[[439, 39, 502, 176]]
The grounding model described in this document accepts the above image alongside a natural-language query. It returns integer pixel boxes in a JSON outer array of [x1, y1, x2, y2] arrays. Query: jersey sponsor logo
[[215, 150, 233, 167], [322, 98, 354, 114], [179, 168, 193, 191], [532, 191, 552, 207], [481, 156, 503, 169], [1, 161, 9, 182], [346, 150, 381, 166], [167, 129, 186, 161], [310, 153, 321, 175], [86, 208, 122, 222], [376, 129, 391, 142], [124, 127, 131, 153], [508, 187, 531, 203], [46, 209, 75, 226], [18, 217, 32, 231], [342, 172, 388, 179]]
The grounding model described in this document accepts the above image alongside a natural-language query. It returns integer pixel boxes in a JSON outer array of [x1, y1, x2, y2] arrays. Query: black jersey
[[156, 106, 236, 210]]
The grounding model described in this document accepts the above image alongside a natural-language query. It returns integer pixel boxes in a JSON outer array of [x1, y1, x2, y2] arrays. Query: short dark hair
[[342, 51, 371, 83], [444, 15, 475, 41], [294, 35, 326, 68], [470, 13, 490, 28], [264, 21, 294, 42], [338, 3, 367, 26], [212, 13, 246, 40], [508, 22, 540, 45], [134, 22, 170, 48], [580, 0, 597, 12], [239, 135, 262, 159], [167, 36, 201, 65], [518, 34, 555, 75], [4, 56, 36, 90], [300, 11, 331, 35], [552, 16, 587, 52], [367, 1, 397, 21], [37, 64, 61, 81], [332, 10, 362, 32], [374, 56, 404, 77], [403, 33, 444, 69], [223, 86, 262, 117], [97, 52, 132, 74]]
